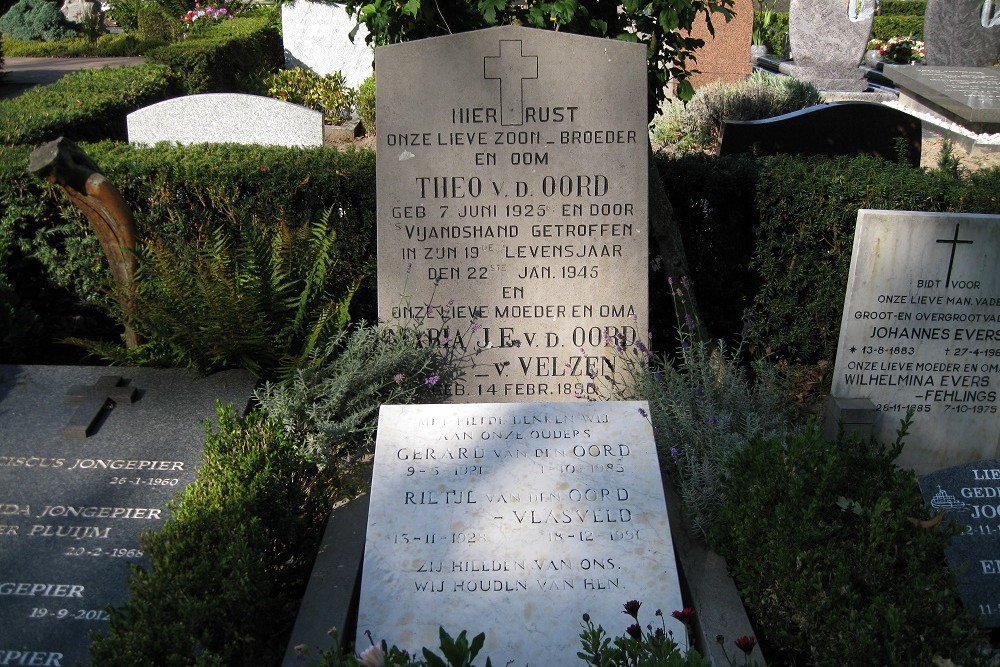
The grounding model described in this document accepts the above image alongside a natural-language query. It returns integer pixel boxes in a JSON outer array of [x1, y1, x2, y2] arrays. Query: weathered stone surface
[[376, 26, 649, 403], [355, 401, 684, 665], [785, 0, 873, 90], [919, 460, 1000, 627], [60, 0, 101, 26], [686, 0, 753, 89], [719, 102, 922, 166], [885, 65, 1000, 134], [281, 0, 373, 88], [0, 365, 255, 666], [924, 0, 1000, 67], [830, 210, 1000, 474], [127, 94, 324, 147]]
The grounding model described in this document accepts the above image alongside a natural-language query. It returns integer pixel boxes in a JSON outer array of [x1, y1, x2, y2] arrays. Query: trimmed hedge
[[872, 14, 924, 40], [1, 32, 165, 56], [878, 0, 926, 15], [0, 63, 177, 145], [147, 15, 281, 93]]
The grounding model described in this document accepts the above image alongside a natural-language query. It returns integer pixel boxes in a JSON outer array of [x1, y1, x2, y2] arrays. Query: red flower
[[622, 600, 641, 619], [626, 623, 642, 640], [734, 635, 757, 655], [671, 607, 694, 625]]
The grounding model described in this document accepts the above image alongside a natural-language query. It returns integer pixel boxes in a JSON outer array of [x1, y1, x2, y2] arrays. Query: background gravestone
[[376, 26, 649, 403], [924, 0, 1000, 67], [830, 210, 1000, 474], [919, 459, 1000, 627], [281, 0, 373, 88], [782, 0, 873, 91], [355, 401, 685, 665], [685, 0, 753, 89], [0, 365, 255, 665]]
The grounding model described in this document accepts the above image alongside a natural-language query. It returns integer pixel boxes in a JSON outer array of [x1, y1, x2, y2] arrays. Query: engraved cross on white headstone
[[937, 223, 975, 288], [63, 375, 137, 440], [484, 39, 538, 126]]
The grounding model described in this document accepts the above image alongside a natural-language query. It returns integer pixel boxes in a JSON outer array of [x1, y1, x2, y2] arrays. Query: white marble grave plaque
[[355, 401, 684, 665], [376, 27, 649, 403], [831, 210, 1000, 473]]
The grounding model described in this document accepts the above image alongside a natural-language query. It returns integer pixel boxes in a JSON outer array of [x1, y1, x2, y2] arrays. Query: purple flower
[[652, 369, 664, 382], [693, 385, 704, 398], [406, 262, 412, 274], [684, 314, 696, 332], [424, 375, 440, 386], [670, 447, 681, 463], [626, 624, 642, 640], [633, 339, 650, 358], [709, 415, 719, 426], [623, 600, 642, 619], [393, 373, 404, 385], [667, 276, 674, 286], [469, 320, 482, 333], [638, 407, 648, 419]]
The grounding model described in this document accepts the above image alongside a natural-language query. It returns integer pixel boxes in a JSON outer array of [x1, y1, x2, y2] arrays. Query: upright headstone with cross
[[829, 210, 1000, 473], [375, 26, 649, 403]]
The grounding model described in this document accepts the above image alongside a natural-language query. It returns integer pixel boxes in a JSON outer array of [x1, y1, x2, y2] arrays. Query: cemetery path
[[0, 56, 146, 100]]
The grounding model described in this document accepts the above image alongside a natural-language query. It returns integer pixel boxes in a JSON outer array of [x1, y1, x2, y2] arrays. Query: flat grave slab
[[0, 365, 255, 665], [885, 66, 1000, 133], [830, 210, 1000, 474], [919, 459, 1000, 627], [355, 401, 684, 665], [376, 27, 649, 403], [127, 93, 324, 147]]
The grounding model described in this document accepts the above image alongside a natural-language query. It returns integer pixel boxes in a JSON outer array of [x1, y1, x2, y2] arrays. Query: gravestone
[[354, 401, 685, 664], [281, 0, 373, 88], [918, 459, 1000, 627], [781, 0, 873, 91], [0, 365, 255, 666], [127, 94, 324, 147], [376, 26, 649, 403], [884, 66, 1000, 135], [718, 102, 922, 166], [685, 0, 753, 89], [924, 0, 1000, 67], [830, 210, 1000, 474]]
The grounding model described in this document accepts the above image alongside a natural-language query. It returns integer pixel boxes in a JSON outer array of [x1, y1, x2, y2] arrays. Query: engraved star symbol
[[849, 346, 857, 353]]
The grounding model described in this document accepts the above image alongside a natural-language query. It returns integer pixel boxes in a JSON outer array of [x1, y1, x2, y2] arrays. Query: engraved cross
[[484, 40, 538, 126], [936, 223, 974, 288], [64, 375, 137, 440]]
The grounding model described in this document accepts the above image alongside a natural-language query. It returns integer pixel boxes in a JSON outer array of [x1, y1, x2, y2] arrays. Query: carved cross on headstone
[[937, 223, 975, 288], [485, 39, 538, 126], [63, 376, 137, 440]]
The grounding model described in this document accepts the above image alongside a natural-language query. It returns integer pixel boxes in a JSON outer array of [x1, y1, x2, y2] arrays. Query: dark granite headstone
[[919, 459, 1000, 627], [718, 102, 922, 166], [0, 365, 255, 666]]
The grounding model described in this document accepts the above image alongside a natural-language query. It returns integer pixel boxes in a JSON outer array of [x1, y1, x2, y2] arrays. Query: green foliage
[[578, 607, 715, 667], [651, 70, 821, 155], [872, 14, 924, 41], [255, 324, 439, 474], [356, 72, 376, 135], [85, 208, 358, 376], [878, 0, 925, 15], [136, 2, 181, 40], [88, 406, 331, 667], [422, 627, 492, 667], [0, 31, 165, 55], [761, 10, 787, 57], [711, 419, 991, 666], [147, 15, 281, 93], [265, 67, 356, 125], [343, 0, 735, 111], [0, 0, 77, 41], [749, 156, 1000, 363], [104, 0, 144, 30], [0, 63, 176, 144]]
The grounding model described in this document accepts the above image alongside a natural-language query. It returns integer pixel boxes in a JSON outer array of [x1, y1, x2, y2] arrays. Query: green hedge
[[0, 64, 177, 145], [1, 32, 166, 56], [878, 0, 926, 15], [147, 15, 281, 93], [872, 15, 924, 40]]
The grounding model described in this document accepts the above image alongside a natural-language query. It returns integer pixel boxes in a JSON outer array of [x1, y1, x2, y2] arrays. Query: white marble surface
[[356, 401, 685, 665], [127, 93, 323, 146], [831, 210, 1000, 473], [281, 0, 373, 88]]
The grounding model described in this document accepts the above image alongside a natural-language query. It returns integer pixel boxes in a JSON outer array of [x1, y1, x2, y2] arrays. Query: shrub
[[651, 71, 821, 155], [711, 418, 991, 667], [0, 63, 176, 144], [0, 32, 165, 55], [147, 15, 281, 93], [265, 67, 355, 125], [88, 406, 331, 667], [136, 2, 180, 40], [255, 324, 440, 475], [872, 14, 924, 41], [356, 72, 375, 135], [0, 0, 77, 41], [878, 0, 926, 15], [104, 0, 142, 30]]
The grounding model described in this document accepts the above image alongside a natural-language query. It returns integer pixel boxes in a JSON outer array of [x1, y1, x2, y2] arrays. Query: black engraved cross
[[484, 39, 538, 126], [936, 223, 974, 288], [64, 375, 137, 440]]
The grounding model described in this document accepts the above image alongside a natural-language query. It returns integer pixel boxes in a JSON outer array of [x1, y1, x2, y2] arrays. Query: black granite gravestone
[[718, 102, 922, 167], [919, 460, 1000, 628], [0, 365, 255, 665]]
